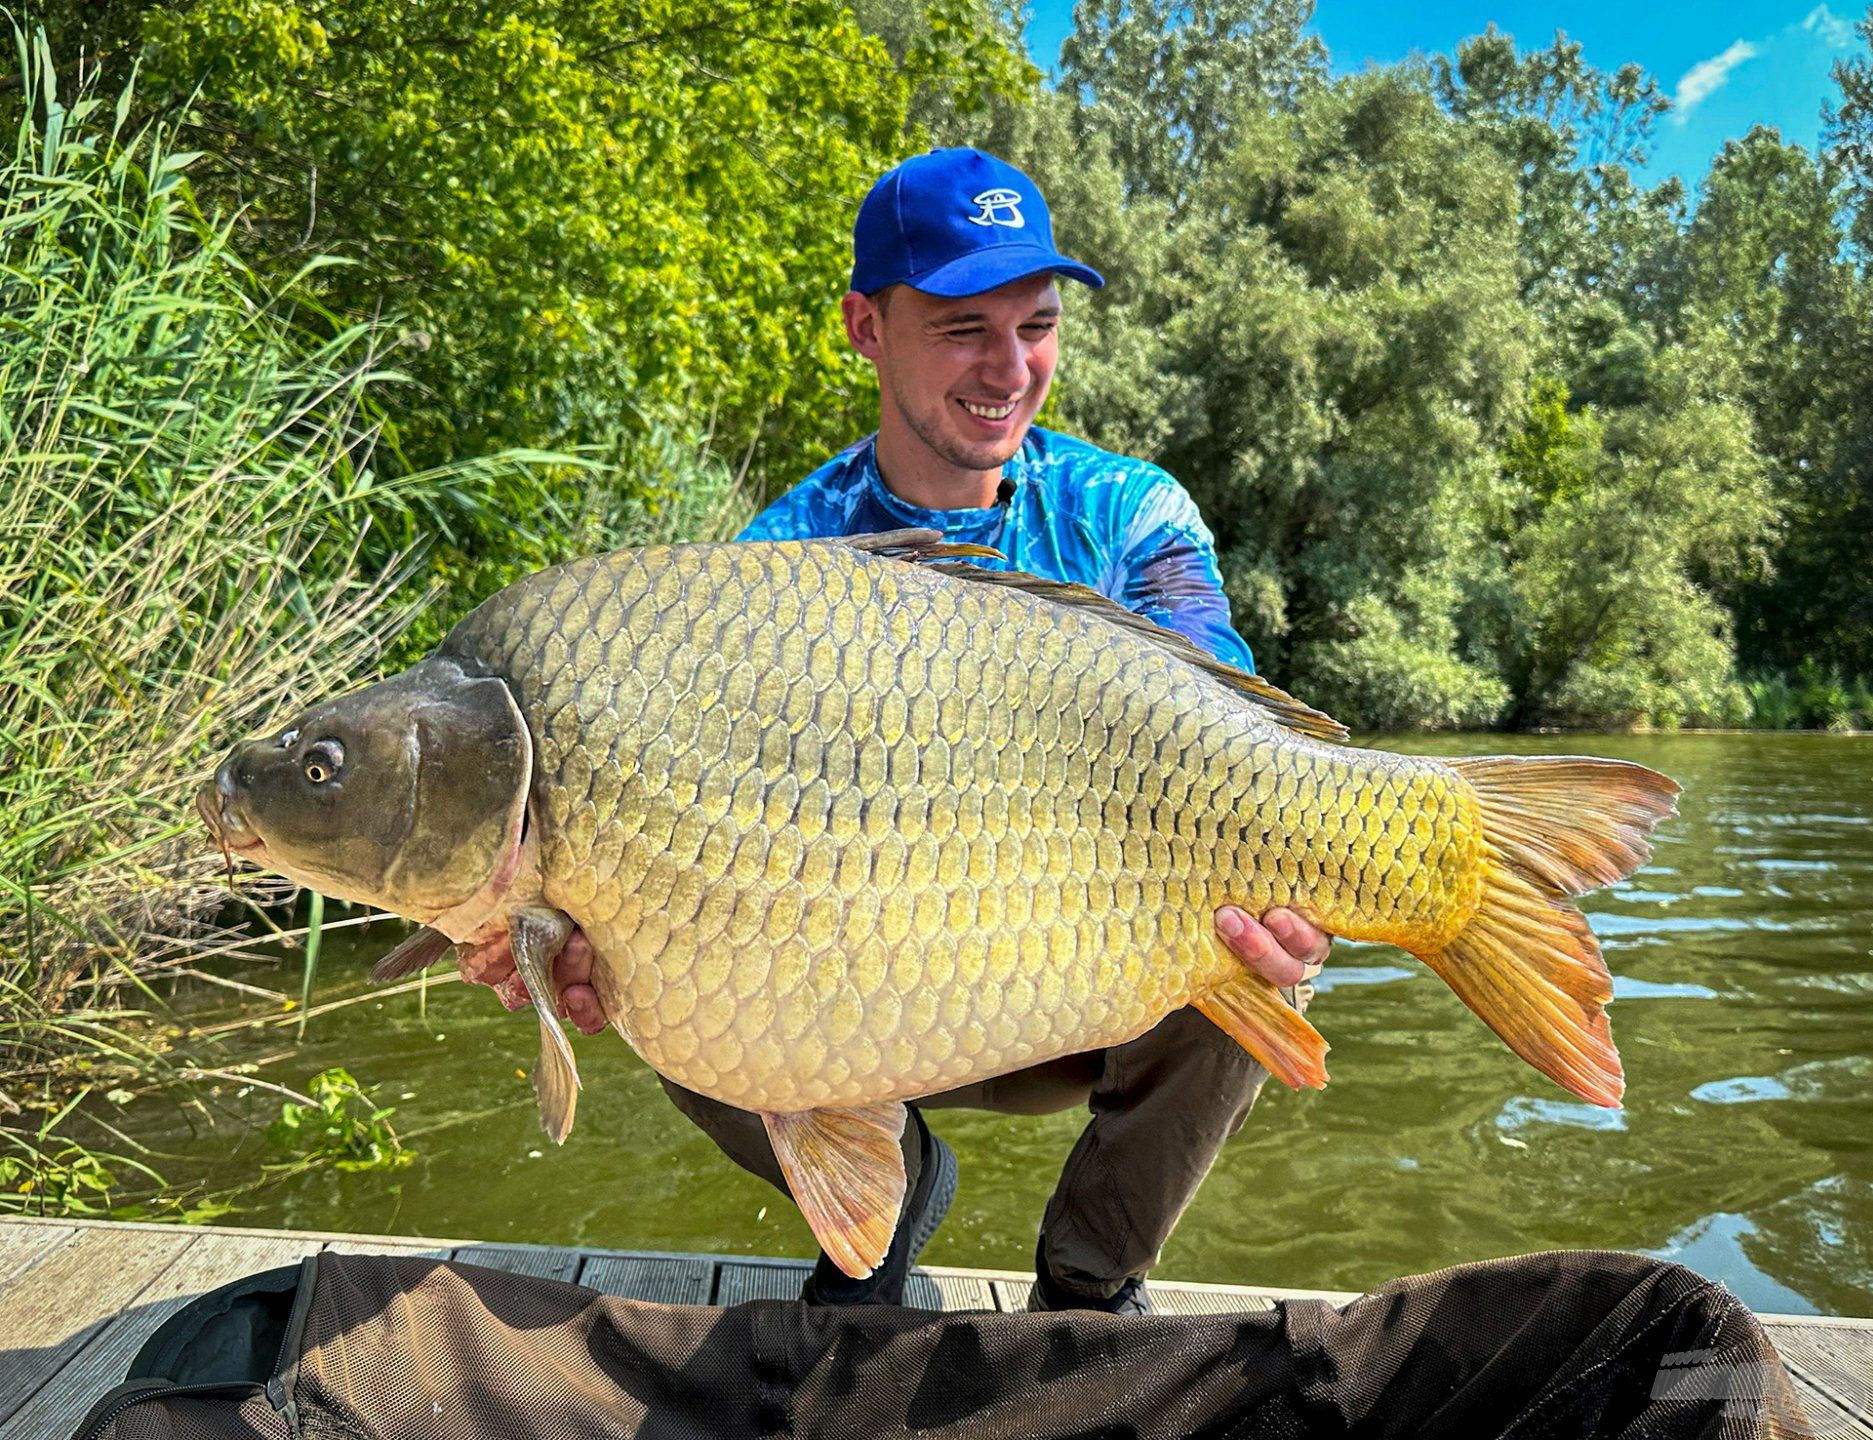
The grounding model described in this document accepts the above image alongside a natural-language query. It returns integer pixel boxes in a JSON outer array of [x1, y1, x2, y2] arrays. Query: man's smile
[[958, 396, 1021, 424]]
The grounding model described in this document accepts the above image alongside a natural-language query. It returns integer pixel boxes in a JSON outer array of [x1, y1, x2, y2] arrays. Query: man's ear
[[842, 288, 885, 361]]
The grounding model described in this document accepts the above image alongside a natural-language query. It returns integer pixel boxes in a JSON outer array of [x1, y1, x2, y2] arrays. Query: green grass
[[1743, 663, 1873, 732], [0, 28, 511, 1213], [0, 27, 756, 1217]]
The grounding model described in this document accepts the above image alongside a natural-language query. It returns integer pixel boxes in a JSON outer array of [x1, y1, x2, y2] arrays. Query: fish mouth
[[195, 781, 267, 864]]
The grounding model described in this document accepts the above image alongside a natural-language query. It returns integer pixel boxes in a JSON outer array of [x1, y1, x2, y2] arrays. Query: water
[[125, 733, 1873, 1314]]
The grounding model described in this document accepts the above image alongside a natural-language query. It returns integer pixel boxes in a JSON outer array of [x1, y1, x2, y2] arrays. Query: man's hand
[[551, 929, 607, 1035], [454, 928, 609, 1035], [1214, 906, 1331, 988]]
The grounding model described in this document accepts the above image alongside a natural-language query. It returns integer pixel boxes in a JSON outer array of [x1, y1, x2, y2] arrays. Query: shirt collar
[[857, 430, 1046, 535]]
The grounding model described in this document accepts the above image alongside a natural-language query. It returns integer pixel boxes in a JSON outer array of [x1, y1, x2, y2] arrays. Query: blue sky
[[1021, 1, 1867, 190]]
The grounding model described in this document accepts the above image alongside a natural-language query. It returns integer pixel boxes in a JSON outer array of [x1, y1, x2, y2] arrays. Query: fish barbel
[[202, 529, 1677, 1276]]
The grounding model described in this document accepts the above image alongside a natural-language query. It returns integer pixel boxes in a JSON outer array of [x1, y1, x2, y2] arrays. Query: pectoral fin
[[762, 1102, 908, 1279], [510, 906, 581, 1144], [1193, 973, 1330, 1091], [369, 925, 454, 983]]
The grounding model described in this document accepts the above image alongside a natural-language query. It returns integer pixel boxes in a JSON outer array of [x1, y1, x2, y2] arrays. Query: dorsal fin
[[841, 527, 1004, 564], [838, 529, 1349, 744]]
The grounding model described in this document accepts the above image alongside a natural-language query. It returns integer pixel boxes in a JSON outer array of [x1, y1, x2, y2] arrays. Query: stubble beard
[[886, 370, 1025, 477]]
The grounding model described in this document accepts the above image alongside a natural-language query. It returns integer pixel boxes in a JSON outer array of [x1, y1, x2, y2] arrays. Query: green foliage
[[1743, 667, 1873, 731], [1476, 372, 1767, 728], [41, 0, 1020, 483], [0, 28, 513, 1003], [983, 13, 1820, 729], [28, 0, 1023, 638], [0, 1062, 162, 1217], [0, 29, 534, 1209], [1309, 597, 1508, 732], [1433, 26, 1679, 330], [1060, 0, 1326, 202], [266, 1067, 412, 1173], [1006, 65, 1533, 726], [1677, 126, 1871, 680], [0, 1143, 118, 1215]]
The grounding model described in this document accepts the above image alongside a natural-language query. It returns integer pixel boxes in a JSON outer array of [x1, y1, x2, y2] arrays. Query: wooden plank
[[319, 1235, 453, 1263], [578, 1253, 714, 1305], [0, 1230, 320, 1440], [1765, 1314, 1873, 1332], [928, 1271, 997, 1313], [451, 1244, 581, 1282], [0, 1224, 194, 1424], [1151, 1284, 1280, 1317], [712, 1260, 973, 1312], [0, 1223, 76, 1307], [990, 1276, 1350, 1316], [1789, 1374, 1873, 1440], [714, 1259, 810, 1306], [990, 1277, 1033, 1314], [1766, 1323, 1873, 1432]]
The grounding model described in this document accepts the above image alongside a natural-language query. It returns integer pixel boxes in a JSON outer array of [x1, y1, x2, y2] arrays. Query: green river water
[[131, 733, 1872, 1314]]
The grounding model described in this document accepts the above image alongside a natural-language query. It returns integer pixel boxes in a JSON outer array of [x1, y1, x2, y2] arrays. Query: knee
[[658, 1073, 735, 1130]]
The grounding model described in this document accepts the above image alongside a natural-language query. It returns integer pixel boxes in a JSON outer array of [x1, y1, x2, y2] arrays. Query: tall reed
[[0, 29, 531, 1207]]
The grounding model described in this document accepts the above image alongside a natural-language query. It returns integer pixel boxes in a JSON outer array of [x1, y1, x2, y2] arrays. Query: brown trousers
[[659, 982, 1311, 1299]]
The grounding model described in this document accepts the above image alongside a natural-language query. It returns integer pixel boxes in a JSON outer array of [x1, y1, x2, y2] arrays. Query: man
[[619, 148, 1333, 1315]]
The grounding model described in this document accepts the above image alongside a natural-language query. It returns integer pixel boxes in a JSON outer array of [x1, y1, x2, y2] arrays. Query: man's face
[[845, 273, 1061, 476]]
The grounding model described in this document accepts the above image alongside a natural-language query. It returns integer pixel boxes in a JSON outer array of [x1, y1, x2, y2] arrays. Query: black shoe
[[798, 1107, 957, 1307], [1027, 1237, 1154, 1315]]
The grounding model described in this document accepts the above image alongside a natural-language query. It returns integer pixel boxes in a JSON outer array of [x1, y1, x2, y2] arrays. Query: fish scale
[[442, 538, 1481, 1113]]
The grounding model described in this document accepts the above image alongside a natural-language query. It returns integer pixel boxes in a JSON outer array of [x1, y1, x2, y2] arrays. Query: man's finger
[[1264, 907, 1333, 968], [554, 929, 595, 989], [560, 983, 608, 1035], [1214, 906, 1306, 987]]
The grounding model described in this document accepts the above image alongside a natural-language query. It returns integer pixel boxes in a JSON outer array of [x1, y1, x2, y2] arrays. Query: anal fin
[[762, 1102, 908, 1279], [511, 906, 581, 1144], [1193, 974, 1330, 1091]]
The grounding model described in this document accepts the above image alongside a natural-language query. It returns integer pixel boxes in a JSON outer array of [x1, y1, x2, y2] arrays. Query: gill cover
[[382, 657, 533, 916]]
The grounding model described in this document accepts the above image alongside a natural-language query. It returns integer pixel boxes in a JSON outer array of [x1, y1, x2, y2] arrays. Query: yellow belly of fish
[[558, 733, 1483, 1113]]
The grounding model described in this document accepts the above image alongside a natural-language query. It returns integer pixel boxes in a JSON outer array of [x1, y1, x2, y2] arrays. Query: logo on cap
[[966, 188, 1025, 229]]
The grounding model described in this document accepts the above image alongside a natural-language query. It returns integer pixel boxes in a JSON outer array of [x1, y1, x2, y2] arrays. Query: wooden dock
[[2, 1216, 1869, 1436]]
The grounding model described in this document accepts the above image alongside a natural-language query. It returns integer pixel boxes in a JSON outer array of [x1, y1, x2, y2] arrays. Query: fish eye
[[279, 728, 300, 749], [303, 739, 344, 785]]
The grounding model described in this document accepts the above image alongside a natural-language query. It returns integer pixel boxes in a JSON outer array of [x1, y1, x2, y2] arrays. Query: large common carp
[[200, 530, 1677, 1276]]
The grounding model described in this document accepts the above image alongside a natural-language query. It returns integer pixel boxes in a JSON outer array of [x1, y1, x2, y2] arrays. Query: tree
[[1433, 25, 1680, 334], [1473, 374, 1768, 727], [1029, 69, 1530, 725], [1059, 0, 1326, 204], [35, 0, 1023, 483], [1678, 127, 1867, 675]]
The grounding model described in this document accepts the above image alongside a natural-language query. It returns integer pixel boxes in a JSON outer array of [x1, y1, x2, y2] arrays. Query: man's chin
[[934, 428, 1027, 476]]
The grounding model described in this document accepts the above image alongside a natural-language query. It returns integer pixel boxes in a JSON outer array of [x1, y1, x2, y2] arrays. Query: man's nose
[[979, 327, 1029, 393]]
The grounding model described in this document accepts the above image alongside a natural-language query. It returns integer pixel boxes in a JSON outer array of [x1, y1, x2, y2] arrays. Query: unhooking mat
[[69, 1247, 1813, 1439]]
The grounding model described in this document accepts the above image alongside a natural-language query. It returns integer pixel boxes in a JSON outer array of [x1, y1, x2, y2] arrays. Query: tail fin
[[1427, 757, 1680, 1108]]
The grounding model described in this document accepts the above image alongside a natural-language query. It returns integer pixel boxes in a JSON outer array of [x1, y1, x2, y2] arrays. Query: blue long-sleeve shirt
[[737, 426, 1254, 672]]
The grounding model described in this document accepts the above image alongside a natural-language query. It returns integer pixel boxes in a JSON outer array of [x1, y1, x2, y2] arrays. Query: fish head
[[197, 656, 532, 920]]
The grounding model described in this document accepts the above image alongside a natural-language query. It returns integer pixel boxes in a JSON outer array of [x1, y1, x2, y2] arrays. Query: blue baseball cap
[[851, 148, 1104, 298]]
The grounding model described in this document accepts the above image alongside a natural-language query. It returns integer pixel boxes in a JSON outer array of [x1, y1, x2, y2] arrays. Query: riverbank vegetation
[[4, 1, 1872, 1212]]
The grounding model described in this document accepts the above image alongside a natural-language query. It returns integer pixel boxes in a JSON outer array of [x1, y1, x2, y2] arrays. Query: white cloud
[[1670, 40, 1760, 123], [1801, 4, 1856, 49]]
